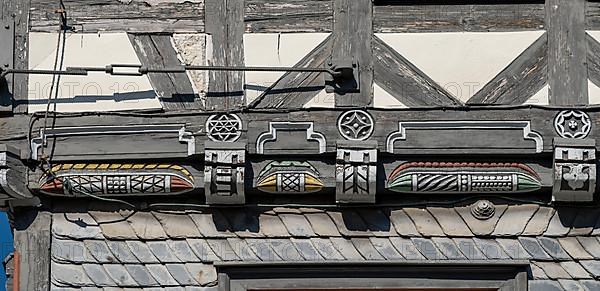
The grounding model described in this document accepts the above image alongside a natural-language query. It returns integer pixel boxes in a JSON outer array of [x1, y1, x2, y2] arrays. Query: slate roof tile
[[533, 262, 571, 279], [227, 238, 261, 261], [246, 238, 283, 261], [153, 212, 202, 239], [258, 214, 289, 237], [369, 237, 404, 260], [165, 264, 198, 285], [268, 239, 304, 261], [473, 238, 510, 259], [357, 209, 397, 237], [106, 241, 140, 263], [146, 264, 180, 286], [89, 211, 138, 240], [206, 240, 240, 261], [558, 280, 585, 291], [82, 264, 116, 286], [52, 237, 95, 263], [545, 208, 577, 237], [495, 238, 532, 260], [167, 240, 201, 263], [452, 238, 486, 260], [147, 241, 182, 263], [187, 239, 221, 262], [53, 213, 103, 240], [560, 261, 592, 279], [85, 240, 119, 263], [569, 208, 600, 236], [279, 213, 316, 237], [427, 207, 471, 236], [328, 210, 370, 237], [222, 209, 264, 238], [456, 205, 507, 237], [103, 264, 139, 287], [127, 212, 168, 240], [187, 212, 234, 238], [185, 264, 218, 286], [538, 237, 572, 260], [389, 237, 425, 260], [127, 241, 160, 264], [292, 238, 325, 260], [518, 237, 553, 260], [529, 262, 548, 279], [329, 237, 364, 260], [578, 237, 600, 259], [529, 280, 564, 291], [558, 237, 593, 260], [522, 207, 555, 236], [580, 260, 600, 279], [580, 280, 600, 291], [389, 209, 420, 237], [403, 208, 444, 237], [51, 262, 94, 287], [310, 238, 345, 260], [431, 237, 466, 259], [125, 265, 159, 286], [492, 204, 539, 236], [304, 212, 341, 237], [351, 238, 385, 260], [411, 238, 446, 260]]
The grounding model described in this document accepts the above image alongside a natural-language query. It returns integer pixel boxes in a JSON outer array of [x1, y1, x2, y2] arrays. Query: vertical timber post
[[13, 210, 51, 291], [547, 0, 588, 105], [0, 0, 29, 113], [205, 0, 245, 110], [333, 0, 373, 107]]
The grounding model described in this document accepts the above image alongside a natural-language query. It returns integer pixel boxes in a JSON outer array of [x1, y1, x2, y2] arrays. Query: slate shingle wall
[[48, 205, 600, 291]]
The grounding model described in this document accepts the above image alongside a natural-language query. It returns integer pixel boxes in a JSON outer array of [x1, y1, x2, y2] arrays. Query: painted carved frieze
[[0, 145, 33, 204], [39, 163, 194, 196], [336, 141, 378, 204], [554, 110, 591, 139], [552, 138, 596, 202], [337, 110, 374, 141], [204, 141, 246, 204], [256, 122, 326, 154], [206, 113, 243, 142], [256, 161, 323, 194], [387, 162, 541, 194]]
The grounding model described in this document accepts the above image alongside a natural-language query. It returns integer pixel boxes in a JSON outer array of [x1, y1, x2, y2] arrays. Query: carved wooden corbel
[[335, 140, 377, 204], [552, 138, 596, 202], [0, 144, 34, 206], [204, 141, 246, 205]]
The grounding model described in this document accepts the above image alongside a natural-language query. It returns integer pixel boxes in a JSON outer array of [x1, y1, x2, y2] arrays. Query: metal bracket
[[325, 58, 360, 94], [0, 20, 15, 111]]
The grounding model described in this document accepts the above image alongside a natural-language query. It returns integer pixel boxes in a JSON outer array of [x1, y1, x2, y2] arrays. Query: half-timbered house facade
[[2, 0, 600, 290]]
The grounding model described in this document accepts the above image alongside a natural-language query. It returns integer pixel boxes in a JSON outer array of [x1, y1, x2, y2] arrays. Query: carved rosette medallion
[[337, 110, 374, 141], [40, 164, 194, 196], [471, 200, 495, 220], [554, 110, 591, 139], [387, 162, 541, 194], [206, 113, 242, 142], [256, 161, 323, 194]]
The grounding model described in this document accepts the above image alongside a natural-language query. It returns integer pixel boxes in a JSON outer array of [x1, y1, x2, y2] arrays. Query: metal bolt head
[[4, 25, 9, 29]]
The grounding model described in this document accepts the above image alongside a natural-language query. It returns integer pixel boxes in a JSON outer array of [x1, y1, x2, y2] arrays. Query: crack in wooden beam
[[467, 33, 548, 105]]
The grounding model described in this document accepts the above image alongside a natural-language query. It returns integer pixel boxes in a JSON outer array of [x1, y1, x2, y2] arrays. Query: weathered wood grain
[[245, 0, 333, 32], [586, 0, 600, 29], [1, 0, 29, 113], [250, 35, 334, 109], [332, 0, 373, 107], [468, 33, 548, 105], [587, 33, 600, 89], [14, 210, 51, 291], [547, 0, 588, 105], [30, 0, 205, 33], [373, 3, 545, 33], [129, 34, 203, 111], [205, 0, 245, 110], [372, 36, 461, 107]]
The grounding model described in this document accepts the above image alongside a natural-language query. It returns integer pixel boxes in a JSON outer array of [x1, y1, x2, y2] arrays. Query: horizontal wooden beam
[[373, 3, 545, 33], [245, 0, 333, 33]]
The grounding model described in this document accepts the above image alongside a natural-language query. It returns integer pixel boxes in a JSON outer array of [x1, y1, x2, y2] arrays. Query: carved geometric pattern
[[387, 162, 541, 194], [256, 161, 323, 194], [40, 164, 193, 196], [554, 110, 591, 139], [206, 114, 243, 142], [256, 122, 327, 154], [553, 141, 596, 202], [204, 146, 246, 204], [336, 147, 377, 203], [337, 110, 374, 141]]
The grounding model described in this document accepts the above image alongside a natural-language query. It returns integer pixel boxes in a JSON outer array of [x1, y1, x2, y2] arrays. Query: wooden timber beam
[[13, 210, 51, 291], [547, 0, 589, 105], [1, 0, 29, 113]]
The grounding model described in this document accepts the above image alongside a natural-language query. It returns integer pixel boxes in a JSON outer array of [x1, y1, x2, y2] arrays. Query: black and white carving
[[256, 122, 326, 154], [204, 142, 246, 204], [553, 139, 596, 202], [554, 110, 591, 139], [337, 110, 374, 141], [336, 142, 377, 203], [206, 114, 243, 142]]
